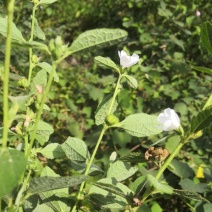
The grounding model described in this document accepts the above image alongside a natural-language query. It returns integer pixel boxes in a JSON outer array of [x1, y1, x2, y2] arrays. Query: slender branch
[[107, 74, 122, 115], [26, 62, 57, 157], [2, 0, 16, 148], [71, 125, 108, 212], [28, 4, 37, 83]]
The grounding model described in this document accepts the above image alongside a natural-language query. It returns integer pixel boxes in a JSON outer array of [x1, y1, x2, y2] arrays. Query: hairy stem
[[2, 0, 15, 148]]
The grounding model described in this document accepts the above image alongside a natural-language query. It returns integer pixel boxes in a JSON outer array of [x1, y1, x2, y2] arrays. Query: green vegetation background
[[0, 0, 211, 210]]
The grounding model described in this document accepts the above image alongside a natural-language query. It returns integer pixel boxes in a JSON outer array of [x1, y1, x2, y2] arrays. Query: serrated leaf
[[39, 167, 70, 212], [28, 175, 87, 194], [192, 66, 212, 74], [95, 94, 118, 125], [94, 56, 119, 72], [37, 62, 59, 82], [147, 174, 173, 194], [36, 121, 54, 144], [173, 189, 210, 202], [119, 113, 162, 137], [0, 17, 25, 41], [61, 137, 90, 162], [69, 28, 128, 54], [39, 143, 65, 159], [119, 152, 146, 163], [89, 178, 133, 209], [201, 22, 212, 56], [190, 107, 212, 133], [107, 160, 138, 181], [93, 182, 127, 198], [39, 0, 58, 4], [0, 148, 27, 197], [34, 18, 46, 40], [124, 75, 138, 89]]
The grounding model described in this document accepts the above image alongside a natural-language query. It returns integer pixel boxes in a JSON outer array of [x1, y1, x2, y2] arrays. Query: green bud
[[17, 77, 30, 88], [33, 0, 39, 4], [15, 123, 23, 135], [49, 39, 55, 52], [36, 93, 43, 104], [55, 36, 63, 47], [25, 96, 35, 107], [31, 54, 39, 63], [105, 114, 119, 126], [35, 102, 40, 110]]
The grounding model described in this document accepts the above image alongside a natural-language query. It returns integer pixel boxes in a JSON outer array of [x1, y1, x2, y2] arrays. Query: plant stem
[[142, 137, 188, 202], [28, 4, 37, 83], [2, 0, 15, 148], [107, 74, 122, 115], [26, 62, 57, 157], [71, 125, 108, 212]]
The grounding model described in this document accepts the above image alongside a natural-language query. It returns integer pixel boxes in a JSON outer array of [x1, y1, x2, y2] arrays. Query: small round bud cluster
[[49, 36, 67, 59], [17, 77, 30, 88]]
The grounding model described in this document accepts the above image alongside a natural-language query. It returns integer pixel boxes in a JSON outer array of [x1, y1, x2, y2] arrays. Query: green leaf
[[179, 179, 208, 193], [37, 62, 59, 82], [147, 174, 173, 194], [131, 176, 147, 195], [95, 94, 118, 125], [39, 0, 58, 5], [93, 182, 127, 198], [201, 22, 212, 56], [0, 148, 27, 197], [119, 152, 146, 163], [107, 160, 138, 181], [32, 69, 47, 89], [151, 201, 162, 212], [0, 17, 25, 41], [71, 161, 104, 175], [89, 178, 133, 209], [168, 159, 194, 178], [173, 189, 210, 203], [192, 66, 212, 75], [39, 143, 65, 159], [32, 204, 54, 212], [119, 113, 162, 137], [61, 137, 90, 162], [190, 107, 212, 133], [124, 74, 138, 89], [94, 56, 119, 72], [28, 175, 87, 194], [38, 167, 70, 212], [165, 135, 181, 154], [69, 28, 128, 54], [169, 35, 185, 51], [34, 18, 46, 40], [12, 40, 50, 53]]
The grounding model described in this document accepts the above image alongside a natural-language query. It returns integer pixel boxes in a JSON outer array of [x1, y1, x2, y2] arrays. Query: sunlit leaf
[[118, 113, 162, 137], [34, 18, 46, 40], [95, 94, 118, 125], [94, 56, 119, 72], [107, 160, 138, 181], [192, 66, 212, 75], [69, 28, 128, 54], [61, 137, 90, 162], [39, 0, 58, 5], [0, 17, 25, 41], [124, 74, 138, 89], [147, 174, 173, 194]]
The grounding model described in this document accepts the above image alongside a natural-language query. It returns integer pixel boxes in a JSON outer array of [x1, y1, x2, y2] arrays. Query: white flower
[[158, 108, 180, 131], [118, 50, 139, 68], [196, 10, 201, 17]]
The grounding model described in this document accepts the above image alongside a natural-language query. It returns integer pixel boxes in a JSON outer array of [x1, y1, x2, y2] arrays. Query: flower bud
[[17, 77, 30, 88], [105, 114, 119, 126], [31, 54, 39, 64], [15, 123, 23, 135]]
